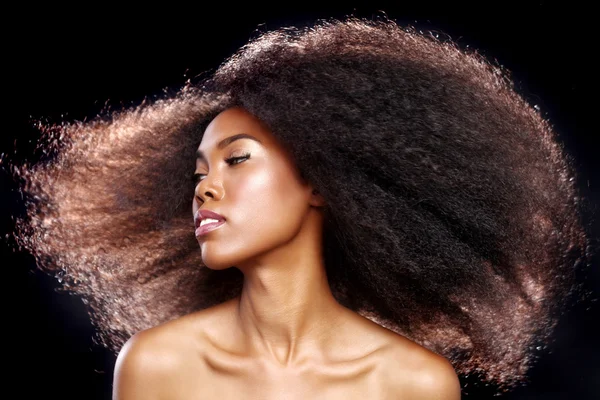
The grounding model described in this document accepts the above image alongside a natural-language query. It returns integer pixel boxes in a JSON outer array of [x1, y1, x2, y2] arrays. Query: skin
[[113, 107, 461, 399]]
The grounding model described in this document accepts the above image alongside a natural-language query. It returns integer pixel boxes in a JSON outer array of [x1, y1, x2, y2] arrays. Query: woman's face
[[192, 107, 318, 270]]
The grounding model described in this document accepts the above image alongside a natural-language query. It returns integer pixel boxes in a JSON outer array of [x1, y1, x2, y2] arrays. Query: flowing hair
[[4, 17, 595, 394]]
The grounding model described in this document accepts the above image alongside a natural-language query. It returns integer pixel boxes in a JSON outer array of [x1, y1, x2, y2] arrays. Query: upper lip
[[195, 209, 226, 229]]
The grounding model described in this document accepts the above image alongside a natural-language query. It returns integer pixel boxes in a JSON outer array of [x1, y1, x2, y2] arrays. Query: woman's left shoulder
[[380, 334, 462, 399]]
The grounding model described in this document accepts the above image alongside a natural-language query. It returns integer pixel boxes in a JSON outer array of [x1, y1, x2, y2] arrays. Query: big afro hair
[[5, 17, 595, 394]]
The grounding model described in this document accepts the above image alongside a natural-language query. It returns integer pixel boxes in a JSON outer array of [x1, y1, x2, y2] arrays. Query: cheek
[[236, 165, 303, 222], [199, 157, 309, 269], [228, 160, 307, 243]]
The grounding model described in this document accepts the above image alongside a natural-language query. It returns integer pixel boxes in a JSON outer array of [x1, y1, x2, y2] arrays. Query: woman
[[8, 17, 593, 398], [113, 105, 462, 399]]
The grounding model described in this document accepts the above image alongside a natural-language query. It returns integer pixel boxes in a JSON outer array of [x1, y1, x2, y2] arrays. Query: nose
[[194, 175, 224, 203]]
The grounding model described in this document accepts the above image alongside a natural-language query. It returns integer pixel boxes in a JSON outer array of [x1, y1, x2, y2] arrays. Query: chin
[[200, 255, 234, 271], [200, 243, 241, 271]]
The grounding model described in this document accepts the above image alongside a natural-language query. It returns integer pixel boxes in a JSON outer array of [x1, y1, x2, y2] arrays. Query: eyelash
[[191, 152, 251, 185]]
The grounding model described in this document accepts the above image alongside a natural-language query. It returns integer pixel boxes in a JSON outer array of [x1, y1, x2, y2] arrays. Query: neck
[[233, 213, 345, 367]]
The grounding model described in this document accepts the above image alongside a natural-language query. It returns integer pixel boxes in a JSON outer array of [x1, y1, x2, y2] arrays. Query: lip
[[195, 220, 225, 237], [195, 209, 226, 237]]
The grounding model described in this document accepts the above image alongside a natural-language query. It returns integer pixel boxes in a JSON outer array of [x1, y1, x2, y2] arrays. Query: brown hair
[[5, 17, 595, 394]]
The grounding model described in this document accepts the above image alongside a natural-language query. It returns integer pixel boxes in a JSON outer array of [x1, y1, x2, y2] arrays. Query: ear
[[309, 188, 326, 208]]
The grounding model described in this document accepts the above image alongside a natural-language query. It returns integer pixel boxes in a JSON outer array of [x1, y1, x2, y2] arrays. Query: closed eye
[[225, 153, 251, 166], [191, 152, 251, 185]]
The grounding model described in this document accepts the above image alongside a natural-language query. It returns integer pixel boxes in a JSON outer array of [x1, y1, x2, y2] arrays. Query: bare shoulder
[[112, 305, 221, 400], [343, 312, 461, 398], [382, 335, 462, 399], [112, 329, 172, 399]]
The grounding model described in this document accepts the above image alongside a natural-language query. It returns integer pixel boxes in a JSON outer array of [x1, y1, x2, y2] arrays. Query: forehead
[[200, 107, 274, 148]]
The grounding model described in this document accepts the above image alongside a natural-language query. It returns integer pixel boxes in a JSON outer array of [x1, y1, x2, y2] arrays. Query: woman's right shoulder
[[112, 305, 226, 399], [112, 327, 182, 399]]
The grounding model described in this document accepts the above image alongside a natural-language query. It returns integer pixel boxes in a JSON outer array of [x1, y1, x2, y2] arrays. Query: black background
[[2, 3, 598, 399]]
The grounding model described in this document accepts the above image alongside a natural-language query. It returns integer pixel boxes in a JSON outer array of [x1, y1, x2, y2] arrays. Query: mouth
[[195, 220, 226, 237], [194, 209, 226, 237]]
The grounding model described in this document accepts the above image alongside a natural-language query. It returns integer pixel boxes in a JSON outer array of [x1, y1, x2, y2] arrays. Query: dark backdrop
[[2, 3, 598, 399]]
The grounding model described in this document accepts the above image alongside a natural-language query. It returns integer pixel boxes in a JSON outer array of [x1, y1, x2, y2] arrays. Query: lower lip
[[195, 221, 225, 237]]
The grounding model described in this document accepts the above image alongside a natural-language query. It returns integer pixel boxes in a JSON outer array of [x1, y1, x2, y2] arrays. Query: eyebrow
[[195, 133, 262, 162]]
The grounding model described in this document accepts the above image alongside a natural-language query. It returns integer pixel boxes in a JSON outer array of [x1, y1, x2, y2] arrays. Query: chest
[[170, 357, 395, 400]]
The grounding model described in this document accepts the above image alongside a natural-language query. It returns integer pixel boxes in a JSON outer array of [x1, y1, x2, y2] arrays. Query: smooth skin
[[113, 107, 461, 399]]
